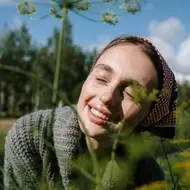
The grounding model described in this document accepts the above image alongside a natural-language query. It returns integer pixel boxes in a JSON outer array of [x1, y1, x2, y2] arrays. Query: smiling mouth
[[90, 107, 109, 120], [87, 106, 110, 126], [88, 105, 121, 127]]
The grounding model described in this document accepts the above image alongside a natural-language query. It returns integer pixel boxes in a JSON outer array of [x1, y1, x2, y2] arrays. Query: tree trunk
[[1, 81, 9, 112], [0, 81, 5, 112]]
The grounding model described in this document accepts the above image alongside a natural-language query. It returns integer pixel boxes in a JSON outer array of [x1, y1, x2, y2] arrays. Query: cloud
[[177, 37, 190, 73], [147, 17, 190, 82], [149, 17, 184, 42], [174, 72, 190, 84]]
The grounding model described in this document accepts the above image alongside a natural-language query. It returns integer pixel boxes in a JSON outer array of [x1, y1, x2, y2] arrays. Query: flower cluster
[[16, 0, 142, 24]]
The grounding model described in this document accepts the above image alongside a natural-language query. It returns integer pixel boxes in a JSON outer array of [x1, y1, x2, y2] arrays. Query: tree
[[36, 16, 88, 106], [178, 81, 190, 105], [0, 24, 35, 115]]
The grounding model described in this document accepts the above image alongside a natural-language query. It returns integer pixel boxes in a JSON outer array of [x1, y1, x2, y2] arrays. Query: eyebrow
[[94, 63, 145, 88], [94, 63, 114, 74]]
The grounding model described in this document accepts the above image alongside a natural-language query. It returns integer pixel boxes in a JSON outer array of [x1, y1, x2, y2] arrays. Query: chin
[[81, 121, 108, 138]]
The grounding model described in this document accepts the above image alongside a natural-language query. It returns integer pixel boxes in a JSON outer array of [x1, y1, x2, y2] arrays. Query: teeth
[[91, 108, 108, 120]]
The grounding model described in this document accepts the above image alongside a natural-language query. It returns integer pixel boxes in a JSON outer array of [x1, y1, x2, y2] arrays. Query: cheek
[[120, 100, 134, 118], [77, 83, 88, 108], [77, 78, 95, 107]]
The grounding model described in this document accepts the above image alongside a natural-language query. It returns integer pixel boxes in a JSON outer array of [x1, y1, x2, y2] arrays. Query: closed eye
[[96, 77, 107, 83]]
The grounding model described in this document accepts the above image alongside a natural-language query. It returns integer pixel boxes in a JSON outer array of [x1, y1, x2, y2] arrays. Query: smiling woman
[[78, 43, 158, 137], [3, 35, 178, 190]]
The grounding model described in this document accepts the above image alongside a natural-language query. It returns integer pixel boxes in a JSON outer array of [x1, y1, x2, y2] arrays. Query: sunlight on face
[[77, 43, 158, 146]]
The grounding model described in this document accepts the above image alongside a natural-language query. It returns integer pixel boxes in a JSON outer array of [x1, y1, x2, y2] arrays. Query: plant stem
[[107, 104, 136, 188], [160, 140, 176, 189], [111, 104, 135, 161], [70, 161, 98, 184], [41, 6, 68, 188], [77, 117, 103, 189]]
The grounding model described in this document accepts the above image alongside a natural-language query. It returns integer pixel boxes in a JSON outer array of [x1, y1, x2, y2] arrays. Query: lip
[[88, 105, 109, 126], [89, 104, 112, 117]]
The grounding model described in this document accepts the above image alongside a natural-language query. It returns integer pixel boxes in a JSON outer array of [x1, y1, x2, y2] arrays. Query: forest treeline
[[0, 18, 189, 118]]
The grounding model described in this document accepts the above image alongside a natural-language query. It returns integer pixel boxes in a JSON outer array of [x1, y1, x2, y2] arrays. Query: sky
[[0, 0, 190, 82]]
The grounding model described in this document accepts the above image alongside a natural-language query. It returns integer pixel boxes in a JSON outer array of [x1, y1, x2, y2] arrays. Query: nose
[[99, 86, 120, 107]]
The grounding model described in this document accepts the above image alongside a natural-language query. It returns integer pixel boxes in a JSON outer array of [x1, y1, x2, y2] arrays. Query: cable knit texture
[[4, 106, 164, 190], [4, 106, 81, 190]]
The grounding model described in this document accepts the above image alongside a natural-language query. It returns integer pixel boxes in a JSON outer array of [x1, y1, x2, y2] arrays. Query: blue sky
[[0, 0, 190, 81]]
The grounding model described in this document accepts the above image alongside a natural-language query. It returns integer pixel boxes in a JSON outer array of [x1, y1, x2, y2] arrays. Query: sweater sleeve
[[3, 110, 51, 190]]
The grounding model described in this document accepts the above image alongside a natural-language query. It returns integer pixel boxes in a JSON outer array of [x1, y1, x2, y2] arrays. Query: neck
[[85, 136, 113, 159]]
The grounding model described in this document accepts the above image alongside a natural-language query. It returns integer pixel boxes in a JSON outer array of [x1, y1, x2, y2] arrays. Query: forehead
[[94, 44, 158, 88]]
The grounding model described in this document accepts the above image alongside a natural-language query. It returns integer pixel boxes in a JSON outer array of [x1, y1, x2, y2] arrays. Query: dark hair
[[92, 35, 163, 91]]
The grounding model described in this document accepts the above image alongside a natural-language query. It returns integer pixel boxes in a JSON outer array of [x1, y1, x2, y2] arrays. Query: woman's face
[[77, 43, 158, 140]]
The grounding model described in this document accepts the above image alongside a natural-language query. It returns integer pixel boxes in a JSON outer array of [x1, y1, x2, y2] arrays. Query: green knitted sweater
[[3, 106, 164, 190]]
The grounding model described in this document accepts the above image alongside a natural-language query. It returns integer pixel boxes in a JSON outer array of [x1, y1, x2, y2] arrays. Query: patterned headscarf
[[92, 35, 178, 139], [136, 36, 178, 139]]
